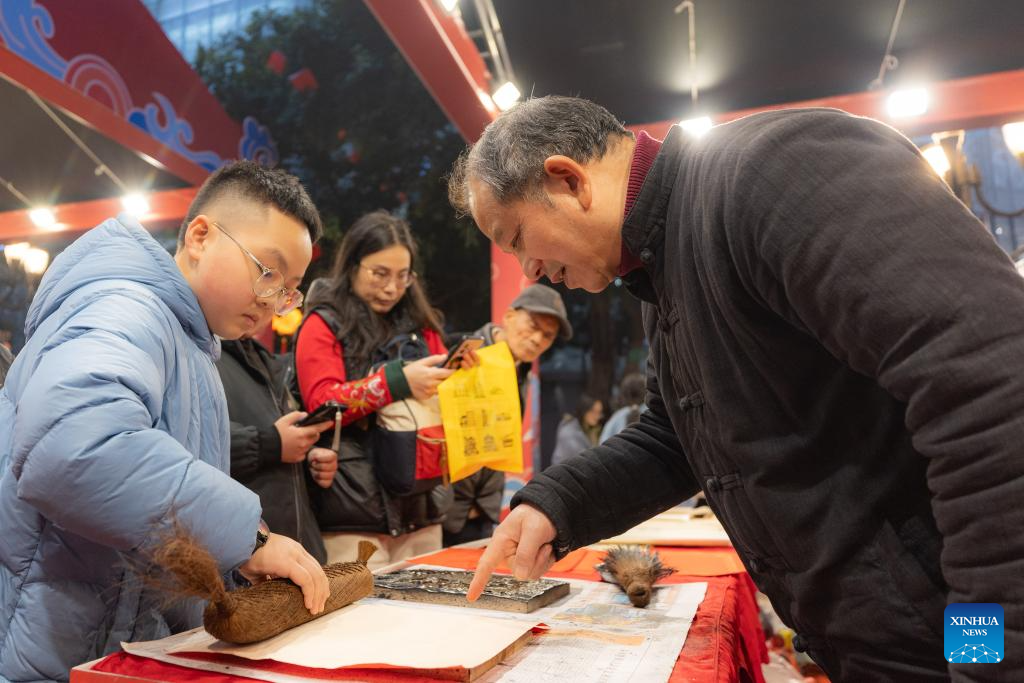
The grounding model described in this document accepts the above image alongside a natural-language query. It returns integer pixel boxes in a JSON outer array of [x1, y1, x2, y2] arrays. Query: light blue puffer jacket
[[0, 216, 261, 682]]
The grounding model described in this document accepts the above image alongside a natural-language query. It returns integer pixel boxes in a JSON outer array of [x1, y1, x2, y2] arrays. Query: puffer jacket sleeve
[[10, 293, 260, 572], [513, 354, 700, 557]]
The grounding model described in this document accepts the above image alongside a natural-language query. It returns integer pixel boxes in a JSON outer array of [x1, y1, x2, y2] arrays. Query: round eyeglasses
[[213, 221, 305, 315], [359, 264, 417, 290]]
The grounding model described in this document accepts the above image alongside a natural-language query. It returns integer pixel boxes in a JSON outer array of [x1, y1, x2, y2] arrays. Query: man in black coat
[[447, 95, 1024, 682], [217, 337, 336, 562]]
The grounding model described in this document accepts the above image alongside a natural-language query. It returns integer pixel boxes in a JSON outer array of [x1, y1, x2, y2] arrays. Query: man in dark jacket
[[217, 337, 336, 562], [447, 96, 1024, 682], [444, 284, 571, 546]]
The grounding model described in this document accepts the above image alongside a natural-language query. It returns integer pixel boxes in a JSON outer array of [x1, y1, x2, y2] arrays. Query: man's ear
[[502, 307, 518, 328], [181, 216, 213, 262], [543, 155, 592, 210]]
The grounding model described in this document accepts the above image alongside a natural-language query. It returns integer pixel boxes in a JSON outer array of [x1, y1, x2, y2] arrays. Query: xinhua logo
[[944, 603, 1003, 664]]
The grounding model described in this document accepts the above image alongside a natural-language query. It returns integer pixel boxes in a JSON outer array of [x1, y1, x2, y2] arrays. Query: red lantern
[[288, 68, 318, 93], [266, 50, 287, 75]]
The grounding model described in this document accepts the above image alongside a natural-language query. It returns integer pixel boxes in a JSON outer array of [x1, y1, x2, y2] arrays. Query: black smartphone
[[297, 401, 345, 427], [441, 335, 485, 369]]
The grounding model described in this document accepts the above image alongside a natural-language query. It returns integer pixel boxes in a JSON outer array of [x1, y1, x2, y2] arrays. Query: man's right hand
[[275, 410, 334, 463], [239, 532, 329, 614], [467, 503, 557, 601]]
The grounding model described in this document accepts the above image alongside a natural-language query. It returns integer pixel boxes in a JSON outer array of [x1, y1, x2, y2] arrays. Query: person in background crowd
[[599, 372, 647, 443], [0, 161, 329, 682], [217, 332, 337, 563], [450, 94, 1024, 682], [443, 284, 572, 546], [550, 393, 604, 467], [294, 210, 454, 569]]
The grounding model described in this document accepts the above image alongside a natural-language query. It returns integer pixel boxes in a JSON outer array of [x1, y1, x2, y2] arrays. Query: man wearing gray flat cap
[[442, 283, 571, 546]]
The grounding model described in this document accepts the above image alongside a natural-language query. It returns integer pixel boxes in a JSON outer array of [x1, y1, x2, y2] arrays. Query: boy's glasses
[[212, 221, 304, 315], [359, 264, 416, 289]]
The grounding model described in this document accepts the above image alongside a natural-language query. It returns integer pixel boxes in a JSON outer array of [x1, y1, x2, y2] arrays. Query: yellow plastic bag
[[438, 342, 523, 483]]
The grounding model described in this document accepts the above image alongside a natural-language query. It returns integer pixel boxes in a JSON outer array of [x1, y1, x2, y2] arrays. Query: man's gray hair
[[448, 95, 632, 216]]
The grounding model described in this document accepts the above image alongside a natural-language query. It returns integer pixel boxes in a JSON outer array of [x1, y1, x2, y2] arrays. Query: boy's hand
[[239, 533, 329, 614], [308, 447, 338, 488], [275, 411, 333, 463]]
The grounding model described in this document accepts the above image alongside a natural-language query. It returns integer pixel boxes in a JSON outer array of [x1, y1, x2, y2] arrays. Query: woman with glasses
[[294, 210, 454, 567]]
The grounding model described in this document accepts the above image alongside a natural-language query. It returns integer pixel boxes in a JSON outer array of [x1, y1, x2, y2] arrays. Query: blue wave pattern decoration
[[128, 93, 224, 172], [239, 116, 279, 167], [2, 3, 273, 173], [0, 0, 67, 79]]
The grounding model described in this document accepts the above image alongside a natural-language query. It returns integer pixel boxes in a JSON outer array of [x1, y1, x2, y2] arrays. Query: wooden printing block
[[372, 569, 570, 613]]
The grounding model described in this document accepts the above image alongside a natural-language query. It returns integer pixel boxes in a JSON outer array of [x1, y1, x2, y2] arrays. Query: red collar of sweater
[[619, 130, 662, 276]]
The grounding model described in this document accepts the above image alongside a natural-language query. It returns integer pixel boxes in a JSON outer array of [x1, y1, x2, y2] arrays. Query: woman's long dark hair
[[307, 210, 443, 367]]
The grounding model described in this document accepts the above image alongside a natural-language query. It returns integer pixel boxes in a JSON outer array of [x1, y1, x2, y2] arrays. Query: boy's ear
[[181, 216, 213, 261]]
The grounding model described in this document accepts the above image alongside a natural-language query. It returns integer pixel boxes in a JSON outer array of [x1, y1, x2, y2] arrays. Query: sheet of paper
[[598, 507, 732, 546], [379, 566, 708, 683], [124, 633, 329, 683], [160, 601, 534, 671]]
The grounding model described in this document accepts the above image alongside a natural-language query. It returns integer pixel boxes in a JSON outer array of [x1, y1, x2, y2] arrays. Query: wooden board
[[373, 569, 570, 613]]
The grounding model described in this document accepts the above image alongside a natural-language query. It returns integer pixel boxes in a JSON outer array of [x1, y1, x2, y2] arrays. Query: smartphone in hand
[[441, 335, 485, 369], [296, 401, 345, 427]]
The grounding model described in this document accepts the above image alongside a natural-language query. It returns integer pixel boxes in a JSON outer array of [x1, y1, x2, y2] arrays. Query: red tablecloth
[[85, 546, 767, 683]]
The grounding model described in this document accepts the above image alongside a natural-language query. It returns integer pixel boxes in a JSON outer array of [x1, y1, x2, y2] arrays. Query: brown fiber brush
[[151, 533, 377, 644], [595, 545, 676, 608]]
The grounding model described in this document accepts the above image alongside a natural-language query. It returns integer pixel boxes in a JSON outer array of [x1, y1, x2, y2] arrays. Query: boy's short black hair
[[178, 160, 322, 247]]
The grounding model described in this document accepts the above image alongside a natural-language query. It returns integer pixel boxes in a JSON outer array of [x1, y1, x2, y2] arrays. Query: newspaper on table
[[384, 565, 708, 683]]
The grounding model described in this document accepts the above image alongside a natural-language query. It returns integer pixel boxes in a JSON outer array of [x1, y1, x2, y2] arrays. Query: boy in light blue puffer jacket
[[0, 161, 331, 682]]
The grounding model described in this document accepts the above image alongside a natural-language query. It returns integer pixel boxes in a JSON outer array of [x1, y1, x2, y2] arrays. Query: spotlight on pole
[[22, 247, 49, 275], [920, 144, 951, 177], [492, 82, 522, 112], [886, 87, 929, 118], [679, 116, 713, 138], [121, 193, 150, 217], [1002, 121, 1024, 163], [29, 207, 57, 229], [3, 242, 30, 266]]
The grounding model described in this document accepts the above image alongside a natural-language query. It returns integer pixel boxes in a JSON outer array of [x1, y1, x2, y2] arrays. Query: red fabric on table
[[88, 652, 265, 682], [90, 546, 767, 683]]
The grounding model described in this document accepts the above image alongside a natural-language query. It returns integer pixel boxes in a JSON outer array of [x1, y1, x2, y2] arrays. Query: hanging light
[[121, 193, 150, 217], [1002, 121, 1024, 161], [886, 87, 929, 118], [920, 144, 950, 177], [492, 82, 521, 112], [21, 247, 49, 275], [3, 242, 31, 265], [679, 116, 713, 138], [29, 207, 57, 229]]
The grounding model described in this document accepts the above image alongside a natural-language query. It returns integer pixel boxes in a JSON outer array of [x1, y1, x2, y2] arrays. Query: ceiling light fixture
[[492, 81, 521, 111]]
